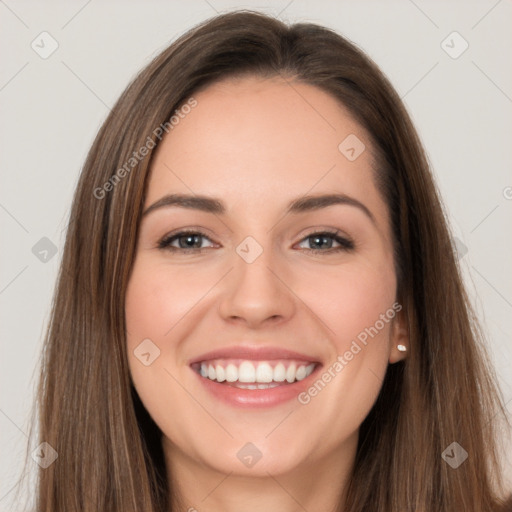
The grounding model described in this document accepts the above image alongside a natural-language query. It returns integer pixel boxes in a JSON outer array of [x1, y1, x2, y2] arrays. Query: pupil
[[180, 234, 201, 248], [310, 235, 332, 249]]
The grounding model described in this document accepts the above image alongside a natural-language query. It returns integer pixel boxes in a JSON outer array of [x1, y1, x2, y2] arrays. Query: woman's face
[[125, 76, 407, 479]]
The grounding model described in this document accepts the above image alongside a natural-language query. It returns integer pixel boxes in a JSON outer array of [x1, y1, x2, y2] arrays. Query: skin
[[125, 75, 408, 511]]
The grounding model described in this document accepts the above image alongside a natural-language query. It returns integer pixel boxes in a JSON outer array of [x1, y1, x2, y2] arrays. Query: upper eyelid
[[160, 229, 216, 244]]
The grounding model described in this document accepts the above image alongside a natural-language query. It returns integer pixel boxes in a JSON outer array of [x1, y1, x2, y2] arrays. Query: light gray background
[[1, 0, 511, 508]]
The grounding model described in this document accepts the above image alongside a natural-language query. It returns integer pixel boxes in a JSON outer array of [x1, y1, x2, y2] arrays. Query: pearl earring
[[397, 344, 407, 352]]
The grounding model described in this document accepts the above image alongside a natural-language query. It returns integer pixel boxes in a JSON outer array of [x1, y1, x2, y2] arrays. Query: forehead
[[146, 76, 387, 227]]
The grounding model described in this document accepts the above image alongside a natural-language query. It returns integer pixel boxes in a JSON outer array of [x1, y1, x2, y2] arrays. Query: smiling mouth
[[191, 359, 317, 389]]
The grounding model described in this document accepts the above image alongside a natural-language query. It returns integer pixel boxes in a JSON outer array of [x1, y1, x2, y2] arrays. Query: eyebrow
[[142, 193, 376, 224]]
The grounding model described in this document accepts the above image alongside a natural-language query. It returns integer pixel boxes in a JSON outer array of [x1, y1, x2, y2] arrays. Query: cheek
[[294, 260, 397, 426], [124, 260, 193, 382], [124, 260, 201, 440], [125, 260, 210, 347], [293, 259, 396, 415], [299, 258, 397, 349]]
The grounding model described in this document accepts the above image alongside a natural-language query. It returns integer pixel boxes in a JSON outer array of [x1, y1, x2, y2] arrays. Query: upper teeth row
[[199, 361, 315, 383]]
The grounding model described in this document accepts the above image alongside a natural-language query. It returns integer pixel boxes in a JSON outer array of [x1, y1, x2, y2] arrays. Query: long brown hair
[[20, 10, 509, 511]]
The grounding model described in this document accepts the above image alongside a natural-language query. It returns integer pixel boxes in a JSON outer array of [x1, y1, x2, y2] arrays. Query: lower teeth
[[225, 382, 283, 389]]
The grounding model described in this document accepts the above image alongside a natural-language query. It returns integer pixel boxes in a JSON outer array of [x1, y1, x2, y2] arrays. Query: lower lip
[[193, 366, 320, 408]]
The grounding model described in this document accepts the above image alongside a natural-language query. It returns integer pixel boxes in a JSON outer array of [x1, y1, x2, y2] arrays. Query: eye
[[158, 230, 216, 252], [157, 229, 354, 254], [296, 230, 354, 252]]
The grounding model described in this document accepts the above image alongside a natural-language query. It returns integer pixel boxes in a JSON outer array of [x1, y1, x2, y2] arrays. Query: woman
[[26, 10, 510, 512]]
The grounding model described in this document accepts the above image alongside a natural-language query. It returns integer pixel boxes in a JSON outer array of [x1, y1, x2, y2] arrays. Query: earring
[[397, 344, 407, 352]]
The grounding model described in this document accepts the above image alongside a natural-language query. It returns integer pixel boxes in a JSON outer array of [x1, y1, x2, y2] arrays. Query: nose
[[218, 245, 296, 329]]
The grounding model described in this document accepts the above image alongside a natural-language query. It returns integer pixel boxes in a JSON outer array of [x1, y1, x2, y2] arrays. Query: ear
[[388, 307, 409, 364]]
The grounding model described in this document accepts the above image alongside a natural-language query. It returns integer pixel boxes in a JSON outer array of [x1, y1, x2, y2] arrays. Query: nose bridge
[[218, 235, 295, 326]]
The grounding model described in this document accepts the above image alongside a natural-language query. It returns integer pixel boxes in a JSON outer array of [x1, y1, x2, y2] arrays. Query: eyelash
[[157, 229, 355, 254]]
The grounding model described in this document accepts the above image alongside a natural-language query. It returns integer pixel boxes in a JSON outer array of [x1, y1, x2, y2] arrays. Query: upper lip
[[189, 345, 321, 365]]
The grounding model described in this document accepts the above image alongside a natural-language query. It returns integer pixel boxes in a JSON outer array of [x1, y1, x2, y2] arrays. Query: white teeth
[[216, 364, 226, 382], [255, 362, 273, 383], [198, 360, 317, 384], [295, 365, 307, 381], [258, 383, 279, 389], [305, 363, 315, 377], [238, 361, 256, 382], [285, 363, 296, 383], [273, 363, 286, 382], [225, 363, 238, 382], [234, 382, 281, 389]]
